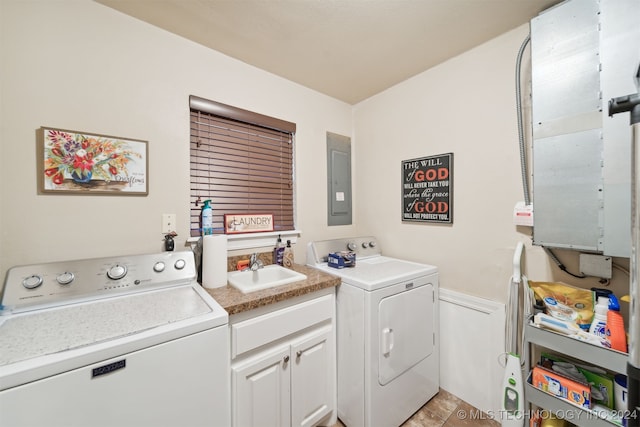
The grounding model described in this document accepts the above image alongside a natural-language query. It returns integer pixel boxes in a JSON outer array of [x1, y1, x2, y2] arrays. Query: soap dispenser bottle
[[273, 235, 285, 265], [283, 240, 294, 268]]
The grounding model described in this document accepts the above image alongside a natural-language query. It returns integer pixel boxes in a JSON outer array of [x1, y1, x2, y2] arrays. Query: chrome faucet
[[249, 253, 264, 271]]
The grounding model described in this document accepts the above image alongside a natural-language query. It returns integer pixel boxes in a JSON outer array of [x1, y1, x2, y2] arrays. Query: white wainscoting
[[439, 288, 506, 416]]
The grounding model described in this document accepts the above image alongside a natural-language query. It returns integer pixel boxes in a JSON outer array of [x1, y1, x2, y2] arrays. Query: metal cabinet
[[531, 0, 640, 256]]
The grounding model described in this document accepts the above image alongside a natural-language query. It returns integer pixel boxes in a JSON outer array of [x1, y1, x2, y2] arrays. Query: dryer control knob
[[153, 262, 165, 273], [362, 242, 369, 249], [107, 264, 128, 280], [369, 241, 376, 248], [174, 259, 186, 270], [347, 242, 357, 251]]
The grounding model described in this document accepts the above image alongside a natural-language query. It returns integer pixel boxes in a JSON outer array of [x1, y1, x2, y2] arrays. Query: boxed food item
[[580, 369, 615, 409], [532, 364, 591, 409], [541, 353, 615, 409], [328, 251, 356, 269]]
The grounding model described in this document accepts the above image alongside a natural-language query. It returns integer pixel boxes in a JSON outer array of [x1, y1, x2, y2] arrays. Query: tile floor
[[331, 388, 500, 427]]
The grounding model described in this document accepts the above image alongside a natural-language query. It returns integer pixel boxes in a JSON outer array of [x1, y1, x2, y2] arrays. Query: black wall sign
[[402, 153, 453, 224]]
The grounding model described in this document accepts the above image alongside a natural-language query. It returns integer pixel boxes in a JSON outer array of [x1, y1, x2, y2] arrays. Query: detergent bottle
[[589, 296, 609, 339], [605, 294, 627, 352]]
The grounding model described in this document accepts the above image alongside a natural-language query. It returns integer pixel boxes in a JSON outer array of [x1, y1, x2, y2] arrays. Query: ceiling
[[96, 0, 562, 104]]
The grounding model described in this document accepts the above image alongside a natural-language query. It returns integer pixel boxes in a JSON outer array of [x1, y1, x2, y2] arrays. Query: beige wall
[[1, 1, 630, 303], [352, 25, 630, 303], [0, 0, 355, 280]]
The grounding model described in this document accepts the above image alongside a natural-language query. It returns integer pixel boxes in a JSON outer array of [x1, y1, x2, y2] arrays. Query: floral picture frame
[[37, 127, 148, 195]]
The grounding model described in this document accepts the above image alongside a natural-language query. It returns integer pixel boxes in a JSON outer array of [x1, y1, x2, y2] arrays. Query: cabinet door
[[291, 329, 332, 427], [232, 345, 291, 427]]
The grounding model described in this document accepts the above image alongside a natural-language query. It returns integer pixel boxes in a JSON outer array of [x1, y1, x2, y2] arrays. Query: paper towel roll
[[202, 235, 228, 289]]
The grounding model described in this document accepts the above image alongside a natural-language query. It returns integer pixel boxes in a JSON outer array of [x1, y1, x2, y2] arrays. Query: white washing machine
[[0, 251, 230, 427], [308, 237, 439, 427]]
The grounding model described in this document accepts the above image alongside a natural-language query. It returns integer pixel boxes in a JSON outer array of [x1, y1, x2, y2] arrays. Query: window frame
[[189, 96, 298, 239]]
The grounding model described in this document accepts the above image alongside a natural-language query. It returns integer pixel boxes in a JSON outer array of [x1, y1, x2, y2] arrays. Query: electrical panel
[[530, 0, 639, 257], [327, 132, 352, 226]]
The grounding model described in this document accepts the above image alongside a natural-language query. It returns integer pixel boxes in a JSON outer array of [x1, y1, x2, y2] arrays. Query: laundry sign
[[224, 213, 274, 234], [402, 153, 453, 224]]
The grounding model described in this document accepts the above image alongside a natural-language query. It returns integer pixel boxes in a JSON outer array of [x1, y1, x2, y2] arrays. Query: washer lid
[[315, 256, 437, 291], [0, 284, 226, 367]]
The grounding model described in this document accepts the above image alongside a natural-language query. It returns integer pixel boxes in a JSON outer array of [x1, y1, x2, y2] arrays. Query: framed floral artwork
[[37, 127, 148, 195]]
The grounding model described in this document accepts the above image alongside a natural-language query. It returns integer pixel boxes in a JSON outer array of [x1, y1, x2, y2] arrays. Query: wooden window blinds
[[189, 95, 297, 237]]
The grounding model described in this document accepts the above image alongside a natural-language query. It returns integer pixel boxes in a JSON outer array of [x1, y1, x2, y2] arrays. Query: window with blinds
[[189, 96, 297, 237]]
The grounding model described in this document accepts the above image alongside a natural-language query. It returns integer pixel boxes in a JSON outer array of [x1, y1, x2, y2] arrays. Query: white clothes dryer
[[308, 237, 439, 427]]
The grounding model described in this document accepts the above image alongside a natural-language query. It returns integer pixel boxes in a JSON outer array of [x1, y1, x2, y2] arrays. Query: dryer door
[[378, 284, 434, 385]]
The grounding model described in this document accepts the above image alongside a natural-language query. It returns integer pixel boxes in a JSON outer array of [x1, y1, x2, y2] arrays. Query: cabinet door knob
[[296, 350, 302, 358], [283, 355, 290, 364]]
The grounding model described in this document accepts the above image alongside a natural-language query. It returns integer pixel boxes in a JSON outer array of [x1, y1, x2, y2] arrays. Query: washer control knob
[[56, 272, 75, 285], [23, 275, 43, 289], [369, 241, 376, 248], [107, 264, 127, 280], [174, 259, 186, 270], [362, 242, 369, 248], [347, 242, 357, 251], [153, 262, 165, 273]]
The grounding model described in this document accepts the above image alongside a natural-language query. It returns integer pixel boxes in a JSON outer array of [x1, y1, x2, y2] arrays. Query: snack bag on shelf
[[530, 281, 594, 330]]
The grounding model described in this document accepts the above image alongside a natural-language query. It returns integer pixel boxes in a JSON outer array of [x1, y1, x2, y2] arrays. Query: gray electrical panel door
[[327, 132, 352, 226], [531, 0, 639, 256]]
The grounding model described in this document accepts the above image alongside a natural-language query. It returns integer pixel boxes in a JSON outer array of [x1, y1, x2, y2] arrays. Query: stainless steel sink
[[227, 264, 307, 294]]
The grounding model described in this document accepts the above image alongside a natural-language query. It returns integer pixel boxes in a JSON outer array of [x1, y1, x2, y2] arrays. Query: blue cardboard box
[[328, 251, 356, 268]]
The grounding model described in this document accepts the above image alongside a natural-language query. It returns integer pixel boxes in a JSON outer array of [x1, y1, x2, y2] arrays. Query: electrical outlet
[[162, 214, 176, 233], [579, 254, 612, 279]]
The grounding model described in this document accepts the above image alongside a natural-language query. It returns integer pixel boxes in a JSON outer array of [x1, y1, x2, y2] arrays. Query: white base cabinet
[[233, 344, 291, 427], [291, 329, 332, 427], [230, 290, 336, 427]]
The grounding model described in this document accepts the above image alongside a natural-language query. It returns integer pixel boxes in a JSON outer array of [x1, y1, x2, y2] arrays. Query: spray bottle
[[201, 200, 213, 236], [606, 294, 627, 352]]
